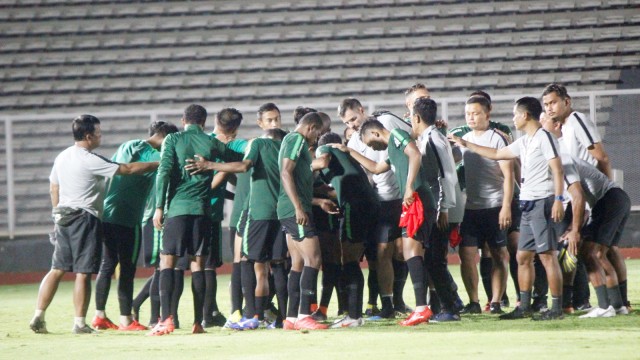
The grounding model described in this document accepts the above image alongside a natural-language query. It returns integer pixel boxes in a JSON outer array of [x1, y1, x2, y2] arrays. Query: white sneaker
[[330, 316, 365, 329], [615, 306, 629, 315], [579, 305, 616, 318]]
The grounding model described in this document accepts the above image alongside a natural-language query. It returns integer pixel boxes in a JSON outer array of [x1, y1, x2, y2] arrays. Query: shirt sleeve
[[49, 160, 59, 185], [281, 133, 306, 162], [560, 154, 581, 188], [315, 145, 331, 158], [244, 139, 261, 163], [506, 137, 523, 157], [378, 114, 411, 132], [540, 130, 560, 160], [155, 134, 176, 209], [571, 113, 601, 147], [86, 152, 119, 179]]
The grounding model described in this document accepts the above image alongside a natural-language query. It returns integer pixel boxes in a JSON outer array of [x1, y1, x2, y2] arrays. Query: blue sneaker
[[431, 312, 461, 323], [230, 317, 259, 330]]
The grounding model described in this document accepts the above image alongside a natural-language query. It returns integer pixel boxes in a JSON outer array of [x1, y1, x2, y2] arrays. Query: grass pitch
[[1, 261, 638, 359]]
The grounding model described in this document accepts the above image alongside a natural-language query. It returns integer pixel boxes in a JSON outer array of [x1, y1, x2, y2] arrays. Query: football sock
[[607, 285, 624, 309], [594, 285, 609, 309], [381, 295, 393, 312], [271, 262, 288, 320], [255, 296, 266, 320], [159, 268, 174, 321], [392, 259, 408, 310], [231, 262, 243, 313], [551, 296, 562, 313], [241, 261, 257, 318], [203, 269, 219, 319], [429, 289, 441, 314], [300, 266, 319, 316], [562, 285, 574, 308], [287, 270, 302, 318], [320, 262, 340, 308], [336, 266, 348, 315], [171, 269, 184, 322], [149, 270, 160, 324], [343, 262, 362, 319], [356, 264, 365, 317], [520, 291, 532, 312], [367, 269, 379, 306], [74, 317, 86, 327], [479, 256, 493, 301], [573, 261, 591, 307], [191, 271, 205, 324], [95, 310, 106, 318], [118, 261, 136, 317], [407, 256, 427, 307], [619, 280, 628, 305]]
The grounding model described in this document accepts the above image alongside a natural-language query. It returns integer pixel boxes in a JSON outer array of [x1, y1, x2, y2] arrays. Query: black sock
[[406, 256, 427, 307], [619, 280, 628, 306], [532, 257, 548, 302], [255, 296, 266, 320], [520, 291, 532, 312], [509, 251, 520, 300], [479, 257, 493, 302], [343, 262, 362, 319], [551, 296, 562, 313], [607, 285, 623, 309], [171, 269, 184, 323], [203, 269, 218, 320], [367, 269, 379, 306], [191, 271, 205, 324], [94, 273, 111, 312], [241, 261, 257, 318], [150, 269, 160, 324], [357, 264, 365, 316], [320, 263, 339, 308], [271, 262, 288, 320], [268, 271, 276, 305], [231, 262, 243, 313], [392, 259, 408, 310], [132, 273, 153, 316], [300, 266, 319, 316], [159, 269, 174, 321], [336, 265, 347, 315], [562, 285, 574, 309], [287, 271, 302, 318], [594, 285, 609, 309]]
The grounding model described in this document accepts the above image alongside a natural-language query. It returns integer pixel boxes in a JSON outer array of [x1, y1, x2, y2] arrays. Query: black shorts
[[236, 210, 249, 238], [583, 188, 630, 247], [279, 213, 317, 241], [460, 207, 507, 249], [242, 218, 283, 262], [402, 208, 436, 248], [205, 221, 223, 268], [162, 215, 211, 258], [142, 218, 162, 267], [374, 199, 403, 244], [102, 222, 140, 268], [518, 196, 558, 254], [509, 197, 522, 234], [340, 200, 378, 243], [52, 210, 102, 274], [313, 204, 339, 233]]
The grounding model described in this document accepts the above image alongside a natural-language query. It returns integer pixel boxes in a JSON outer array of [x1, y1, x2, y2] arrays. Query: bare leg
[[459, 246, 479, 303], [490, 247, 509, 305], [74, 273, 92, 318]]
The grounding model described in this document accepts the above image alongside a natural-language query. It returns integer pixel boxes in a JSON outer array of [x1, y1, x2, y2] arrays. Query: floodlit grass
[[1, 261, 638, 359]]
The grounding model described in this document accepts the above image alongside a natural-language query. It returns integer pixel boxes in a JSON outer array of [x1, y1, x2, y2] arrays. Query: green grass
[[1, 261, 639, 359]]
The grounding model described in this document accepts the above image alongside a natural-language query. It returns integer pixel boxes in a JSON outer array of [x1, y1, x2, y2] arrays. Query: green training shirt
[[387, 129, 436, 211], [208, 136, 248, 222], [245, 138, 282, 220], [228, 139, 250, 228], [155, 124, 228, 218], [103, 140, 159, 228], [316, 145, 379, 208], [277, 132, 313, 219]]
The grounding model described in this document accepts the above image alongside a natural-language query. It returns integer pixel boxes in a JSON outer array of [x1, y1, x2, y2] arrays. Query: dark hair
[[359, 117, 384, 140], [72, 114, 100, 141], [468, 90, 491, 103], [149, 121, 179, 137], [264, 128, 288, 141], [216, 108, 243, 132], [298, 112, 324, 128], [257, 102, 280, 119], [404, 83, 429, 96], [542, 83, 570, 100], [337, 98, 362, 118], [343, 126, 354, 142], [413, 97, 438, 125], [183, 104, 207, 125], [293, 106, 317, 124], [318, 132, 342, 146], [466, 96, 491, 113], [515, 97, 543, 121]]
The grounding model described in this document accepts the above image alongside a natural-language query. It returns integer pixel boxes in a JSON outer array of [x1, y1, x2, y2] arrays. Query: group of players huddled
[[30, 82, 631, 335]]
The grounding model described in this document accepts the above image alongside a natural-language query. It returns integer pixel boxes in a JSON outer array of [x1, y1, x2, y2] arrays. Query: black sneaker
[[532, 309, 564, 321], [431, 311, 461, 322], [202, 311, 227, 328], [499, 306, 532, 320], [310, 309, 327, 321], [501, 294, 510, 308], [575, 302, 593, 312], [531, 298, 548, 313], [29, 317, 48, 334], [490, 302, 504, 314], [460, 302, 482, 314], [377, 306, 396, 319]]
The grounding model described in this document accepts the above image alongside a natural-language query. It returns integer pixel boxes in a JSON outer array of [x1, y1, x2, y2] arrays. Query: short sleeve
[[282, 133, 306, 161], [87, 153, 119, 178], [540, 130, 560, 160], [244, 139, 261, 163], [49, 162, 59, 184], [572, 113, 601, 147], [506, 137, 523, 157], [315, 145, 331, 158]]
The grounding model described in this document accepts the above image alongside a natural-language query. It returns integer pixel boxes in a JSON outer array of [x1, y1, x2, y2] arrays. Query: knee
[[516, 252, 532, 266]]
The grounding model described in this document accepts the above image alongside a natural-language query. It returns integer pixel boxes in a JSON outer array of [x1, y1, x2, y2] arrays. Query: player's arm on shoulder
[[447, 134, 516, 160], [312, 152, 331, 171], [116, 161, 159, 175], [330, 143, 389, 174]]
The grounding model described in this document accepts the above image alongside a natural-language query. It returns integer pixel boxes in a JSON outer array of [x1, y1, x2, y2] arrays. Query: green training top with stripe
[[244, 138, 282, 221], [277, 132, 313, 219]]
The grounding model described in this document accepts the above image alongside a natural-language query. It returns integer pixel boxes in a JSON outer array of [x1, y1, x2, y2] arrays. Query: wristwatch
[[555, 195, 566, 202]]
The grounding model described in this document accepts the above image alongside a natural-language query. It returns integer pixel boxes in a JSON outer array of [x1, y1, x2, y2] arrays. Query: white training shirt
[[561, 111, 601, 166], [417, 125, 458, 213], [462, 129, 510, 210], [506, 128, 560, 201], [49, 145, 119, 219], [347, 113, 411, 201], [561, 153, 618, 208]]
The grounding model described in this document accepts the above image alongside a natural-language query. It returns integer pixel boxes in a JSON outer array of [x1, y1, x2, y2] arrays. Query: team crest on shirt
[[391, 164, 396, 173], [393, 137, 402, 148]]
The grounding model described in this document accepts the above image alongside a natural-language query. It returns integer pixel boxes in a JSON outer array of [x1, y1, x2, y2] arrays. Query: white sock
[[297, 314, 310, 320], [415, 305, 427, 312], [120, 315, 132, 326], [74, 317, 86, 327], [286, 316, 297, 323], [34, 309, 45, 320], [95, 310, 106, 318]]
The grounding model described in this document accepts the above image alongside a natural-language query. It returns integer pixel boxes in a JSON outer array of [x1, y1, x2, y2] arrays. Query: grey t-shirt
[[506, 128, 560, 201], [561, 153, 618, 208], [417, 125, 458, 213], [561, 111, 601, 166], [49, 145, 119, 219]]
